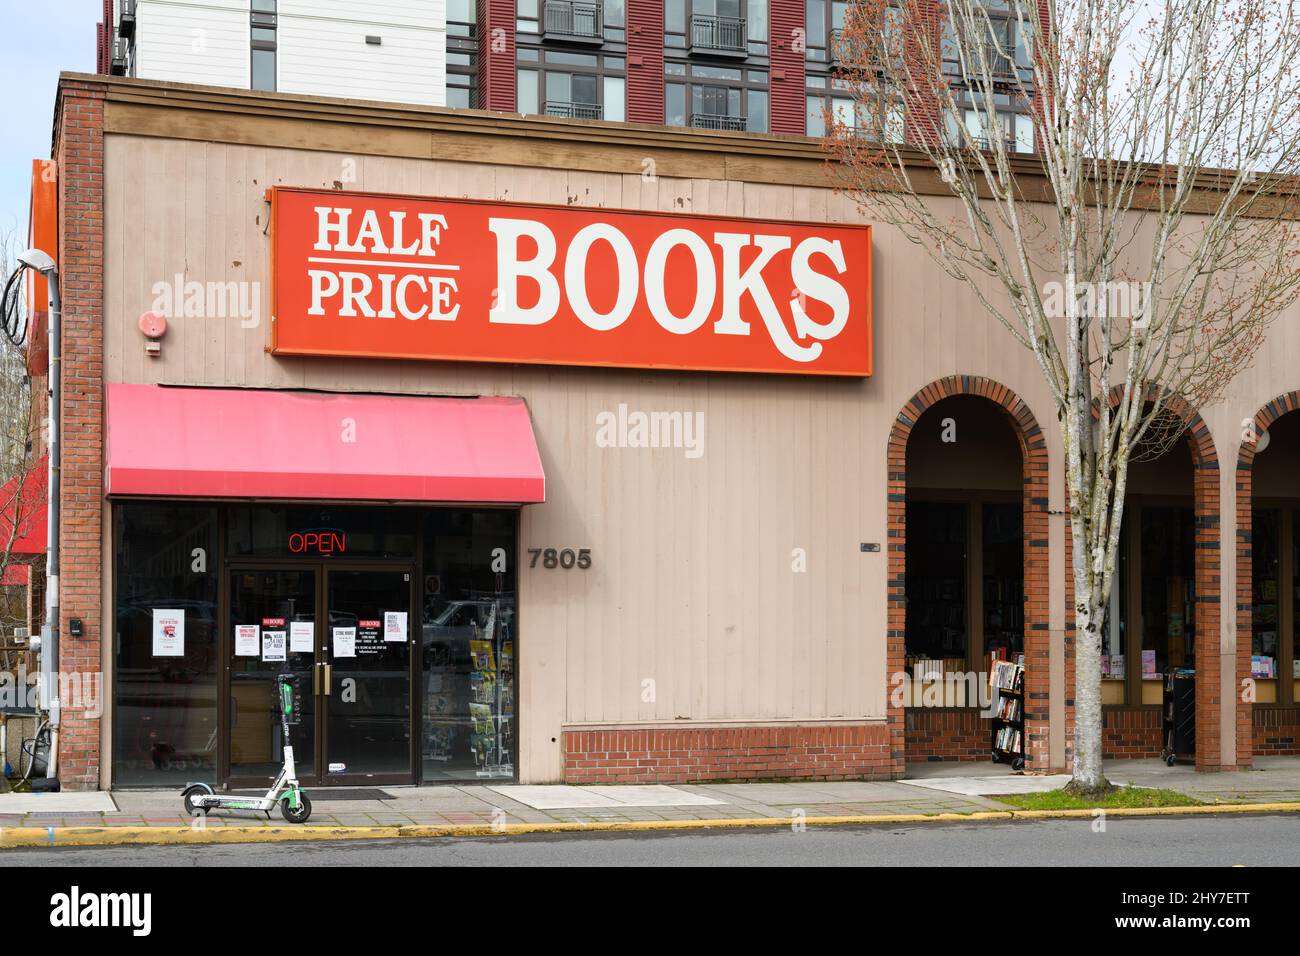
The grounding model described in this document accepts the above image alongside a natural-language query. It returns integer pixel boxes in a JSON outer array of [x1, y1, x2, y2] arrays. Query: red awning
[[0, 456, 47, 556], [106, 385, 545, 503]]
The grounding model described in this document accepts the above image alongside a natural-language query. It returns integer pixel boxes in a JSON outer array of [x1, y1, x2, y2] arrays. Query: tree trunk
[[1071, 583, 1111, 794]]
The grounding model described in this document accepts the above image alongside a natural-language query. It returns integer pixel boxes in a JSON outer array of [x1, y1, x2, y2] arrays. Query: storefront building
[[33, 71, 1297, 791]]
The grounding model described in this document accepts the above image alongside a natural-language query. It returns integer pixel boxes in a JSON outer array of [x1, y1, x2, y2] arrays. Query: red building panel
[[626, 0, 666, 124]]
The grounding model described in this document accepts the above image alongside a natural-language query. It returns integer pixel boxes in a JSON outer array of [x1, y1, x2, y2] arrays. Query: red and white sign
[[269, 187, 871, 376]]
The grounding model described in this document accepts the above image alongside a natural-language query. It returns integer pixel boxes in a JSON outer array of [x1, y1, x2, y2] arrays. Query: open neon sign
[[288, 528, 348, 555]]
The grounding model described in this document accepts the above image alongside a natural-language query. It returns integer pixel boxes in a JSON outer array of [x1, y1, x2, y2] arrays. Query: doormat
[[229, 788, 393, 801]]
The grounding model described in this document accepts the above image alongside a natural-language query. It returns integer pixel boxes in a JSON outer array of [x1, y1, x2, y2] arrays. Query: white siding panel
[[136, 0, 250, 90], [278, 2, 447, 106]]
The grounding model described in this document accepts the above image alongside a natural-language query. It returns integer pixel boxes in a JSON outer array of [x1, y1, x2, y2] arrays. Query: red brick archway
[[1062, 395, 1224, 771], [887, 376, 1050, 775], [1233, 393, 1300, 764]]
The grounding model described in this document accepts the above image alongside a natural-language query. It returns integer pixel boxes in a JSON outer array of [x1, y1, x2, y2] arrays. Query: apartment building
[[95, 0, 1040, 143]]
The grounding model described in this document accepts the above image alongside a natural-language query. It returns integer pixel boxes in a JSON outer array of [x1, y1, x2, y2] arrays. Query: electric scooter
[[181, 673, 312, 824]]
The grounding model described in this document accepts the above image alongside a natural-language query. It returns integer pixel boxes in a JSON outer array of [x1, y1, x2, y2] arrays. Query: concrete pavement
[[5, 757, 1300, 845]]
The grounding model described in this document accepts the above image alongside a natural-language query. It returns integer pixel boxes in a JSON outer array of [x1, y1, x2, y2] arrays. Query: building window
[[941, 1, 1036, 83], [517, 52, 627, 120], [113, 503, 220, 787], [666, 66, 768, 131], [250, 0, 277, 92], [1103, 505, 1196, 706], [944, 103, 1035, 153], [519, 0, 626, 121], [448, 0, 479, 108], [935, 1, 1037, 151], [805, 2, 904, 141], [807, 86, 904, 141], [665, 0, 768, 56]]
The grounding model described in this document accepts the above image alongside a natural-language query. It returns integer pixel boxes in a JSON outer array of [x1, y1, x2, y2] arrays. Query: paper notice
[[290, 620, 314, 653], [262, 629, 287, 662], [332, 626, 357, 658], [235, 625, 260, 657], [152, 609, 185, 657], [384, 610, 408, 643]]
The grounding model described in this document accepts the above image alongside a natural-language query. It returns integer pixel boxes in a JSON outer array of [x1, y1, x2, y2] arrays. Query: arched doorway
[[1237, 395, 1300, 764], [887, 377, 1049, 774], [1064, 399, 1223, 771]]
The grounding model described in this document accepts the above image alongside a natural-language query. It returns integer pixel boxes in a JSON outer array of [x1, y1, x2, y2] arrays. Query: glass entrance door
[[227, 567, 320, 784], [323, 568, 415, 782]]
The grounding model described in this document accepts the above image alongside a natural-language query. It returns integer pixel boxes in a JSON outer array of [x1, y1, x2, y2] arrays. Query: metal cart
[[1161, 668, 1195, 766]]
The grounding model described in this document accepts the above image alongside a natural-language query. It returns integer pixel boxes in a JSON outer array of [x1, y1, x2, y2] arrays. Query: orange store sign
[[269, 187, 872, 376]]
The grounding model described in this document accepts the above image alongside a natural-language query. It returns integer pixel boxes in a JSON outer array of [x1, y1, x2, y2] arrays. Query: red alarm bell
[[138, 311, 168, 357]]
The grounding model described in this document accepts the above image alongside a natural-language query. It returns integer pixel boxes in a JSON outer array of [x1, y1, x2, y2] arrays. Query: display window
[[112, 502, 519, 787], [903, 395, 1027, 707], [112, 503, 220, 786]]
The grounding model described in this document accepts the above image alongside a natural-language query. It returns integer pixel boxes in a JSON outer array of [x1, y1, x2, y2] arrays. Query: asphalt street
[[5, 813, 1299, 866]]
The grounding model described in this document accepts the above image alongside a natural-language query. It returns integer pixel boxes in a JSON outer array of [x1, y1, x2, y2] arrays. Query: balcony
[[977, 134, 1023, 153], [690, 14, 747, 56], [976, 42, 1018, 78], [545, 100, 603, 120], [829, 28, 889, 73], [544, 0, 604, 44], [118, 0, 137, 39], [690, 112, 745, 131]]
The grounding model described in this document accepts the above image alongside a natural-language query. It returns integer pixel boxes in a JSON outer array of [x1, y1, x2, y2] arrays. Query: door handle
[[313, 662, 320, 696], [323, 663, 332, 696]]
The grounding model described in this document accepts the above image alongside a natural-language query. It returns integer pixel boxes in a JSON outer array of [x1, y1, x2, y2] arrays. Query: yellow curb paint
[[2, 801, 1298, 848]]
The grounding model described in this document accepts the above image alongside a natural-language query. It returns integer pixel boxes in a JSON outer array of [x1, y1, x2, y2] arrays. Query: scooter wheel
[[182, 784, 213, 817], [281, 792, 312, 824]]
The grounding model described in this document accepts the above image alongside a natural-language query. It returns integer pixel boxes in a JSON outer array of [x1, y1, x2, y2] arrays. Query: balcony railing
[[690, 112, 745, 131], [690, 14, 747, 54], [545, 100, 603, 120], [544, 0, 604, 41], [976, 42, 1018, 77], [977, 134, 1023, 153]]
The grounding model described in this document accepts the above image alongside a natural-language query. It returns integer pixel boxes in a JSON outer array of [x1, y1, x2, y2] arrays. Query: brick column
[[478, 0, 518, 112], [54, 79, 107, 790], [625, 0, 665, 124], [769, 0, 806, 135], [1188, 414, 1224, 770]]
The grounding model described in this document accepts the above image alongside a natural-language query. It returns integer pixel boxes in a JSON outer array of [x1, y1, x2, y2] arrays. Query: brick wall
[[53, 80, 107, 791], [905, 709, 989, 761], [1102, 708, 1162, 758], [1253, 708, 1300, 755], [563, 725, 892, 783]]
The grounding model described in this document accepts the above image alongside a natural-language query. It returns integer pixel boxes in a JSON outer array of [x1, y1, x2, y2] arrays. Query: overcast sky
[[0, 1, 100, 244]]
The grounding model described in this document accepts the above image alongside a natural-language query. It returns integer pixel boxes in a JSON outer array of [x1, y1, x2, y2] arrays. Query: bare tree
[[828, 0, 1300, 792], [0, 227, 42, 637]]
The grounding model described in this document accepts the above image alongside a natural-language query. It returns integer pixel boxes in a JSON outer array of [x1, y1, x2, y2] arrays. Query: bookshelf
[[989, 655, 1025, 769]]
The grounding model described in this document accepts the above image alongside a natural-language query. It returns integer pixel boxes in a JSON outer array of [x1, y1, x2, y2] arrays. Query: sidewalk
[[3, 757, 1300, 840], [1, 779, 1008, 830]]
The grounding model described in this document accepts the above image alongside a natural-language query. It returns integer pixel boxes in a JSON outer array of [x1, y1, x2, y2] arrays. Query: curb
[[3, 801, 1299, 848]]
